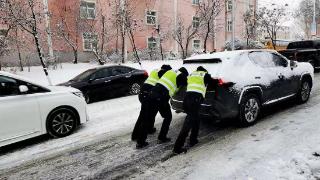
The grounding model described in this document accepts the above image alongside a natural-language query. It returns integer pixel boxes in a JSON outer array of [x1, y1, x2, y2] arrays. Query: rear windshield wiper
[[183, 58, 222, 64]]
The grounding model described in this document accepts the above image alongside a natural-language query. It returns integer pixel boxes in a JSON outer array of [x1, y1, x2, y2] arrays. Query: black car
[[59, 65, 148, 103], [279, 40, 320, 71], [171, 50, 314, 126]]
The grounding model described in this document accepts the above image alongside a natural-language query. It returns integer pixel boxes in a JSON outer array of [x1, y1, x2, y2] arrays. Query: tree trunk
[[101, 16, 106, 54], [121, 33, 125, 64], [34, 32, 52, 85], [15, 29, 23, 71], [128, 30, 140, 63], [17, 47, 23, 71], [203, 22, 210, 52], [159, 40, 164, 61], [73, 48, 78, 64]]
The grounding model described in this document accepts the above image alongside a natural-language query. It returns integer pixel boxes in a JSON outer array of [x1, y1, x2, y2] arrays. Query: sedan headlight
[[72, 92, 84, 99]]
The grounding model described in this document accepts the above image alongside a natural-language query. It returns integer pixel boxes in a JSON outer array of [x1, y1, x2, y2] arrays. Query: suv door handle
[[105, 80, 111, 83], [278, 74, 285, 79]]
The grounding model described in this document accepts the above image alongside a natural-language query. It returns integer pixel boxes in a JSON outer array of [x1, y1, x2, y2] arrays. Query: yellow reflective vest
[[157, 70, 179, 97], [144, 69, 160, 86], [187, 71, 207, 97]]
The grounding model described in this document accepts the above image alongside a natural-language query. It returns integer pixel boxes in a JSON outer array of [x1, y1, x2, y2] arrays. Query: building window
[[193, 39, 201, 50], [227, 0, 232, 11], [192, 16, 200, 28], [146, 10, 157, 25], [147, 37, 158, 49], [227, 20, 232, 32], [80, 1, 96, 19], [83, 32, 98, 51], [192, 0, 200, 5]]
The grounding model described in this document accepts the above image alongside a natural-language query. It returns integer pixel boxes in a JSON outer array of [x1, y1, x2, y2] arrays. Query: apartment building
[[0, 0, 257, 64]]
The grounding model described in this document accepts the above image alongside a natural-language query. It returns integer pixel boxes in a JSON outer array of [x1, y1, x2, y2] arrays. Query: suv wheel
[[297, 79, 311, 104], [239, 94, 261, 126], [47, 108, 78, 138]]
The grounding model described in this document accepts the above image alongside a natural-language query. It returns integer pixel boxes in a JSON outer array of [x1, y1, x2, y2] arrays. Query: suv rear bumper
[[171, 99, 221, 119]]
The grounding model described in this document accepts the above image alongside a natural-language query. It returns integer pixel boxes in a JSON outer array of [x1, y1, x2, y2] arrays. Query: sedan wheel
[[239, 94, 261, 126], [129, 83, 141, 95], [47, 108, 77, 138]]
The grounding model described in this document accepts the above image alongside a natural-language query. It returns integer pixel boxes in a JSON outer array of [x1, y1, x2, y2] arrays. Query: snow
[[137, 77, 320, 180], [0, 60, 183, 170], [7, 60, 183, 86], [1, 58, 320, 179], [184, 50, 314, 92]]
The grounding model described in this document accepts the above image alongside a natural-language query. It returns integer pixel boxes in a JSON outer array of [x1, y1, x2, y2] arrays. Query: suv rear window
[[183, 58, 222, 64]]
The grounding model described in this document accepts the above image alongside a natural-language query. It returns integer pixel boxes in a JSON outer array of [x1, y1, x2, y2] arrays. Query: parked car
[[0, 71, 88, 147], [278, 40, 320, 70], [59, 65, 148, 103], [171, 50, 314, 126]]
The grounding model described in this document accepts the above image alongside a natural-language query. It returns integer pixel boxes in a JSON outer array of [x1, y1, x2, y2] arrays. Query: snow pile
[[9, 60, 183, 86], [183, 50, 314, 92]]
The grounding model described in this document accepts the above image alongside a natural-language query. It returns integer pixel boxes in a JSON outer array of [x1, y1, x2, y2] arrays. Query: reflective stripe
[[157, 70, 178, 97]]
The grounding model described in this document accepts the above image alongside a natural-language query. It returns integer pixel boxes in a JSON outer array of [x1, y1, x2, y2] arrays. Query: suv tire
[[239, 94, 261, 126]]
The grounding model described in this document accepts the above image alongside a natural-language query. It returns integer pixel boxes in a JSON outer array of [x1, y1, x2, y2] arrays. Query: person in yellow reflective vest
[[131, 65, 172, 141], [173, 66, 215, 154], [136, 67, 189, 149]]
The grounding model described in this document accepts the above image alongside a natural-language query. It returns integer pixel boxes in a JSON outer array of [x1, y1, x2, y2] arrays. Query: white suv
[[0, 71, 88, 147]]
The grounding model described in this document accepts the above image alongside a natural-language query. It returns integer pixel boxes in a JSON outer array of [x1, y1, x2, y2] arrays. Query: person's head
[[161, 64, 172, 71], [178, 67, 189, 76], [196, 66, 207, 73]]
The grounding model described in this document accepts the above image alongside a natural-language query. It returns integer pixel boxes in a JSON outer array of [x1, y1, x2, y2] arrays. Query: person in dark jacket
[[173, 66, 215, 154], [131, 65, 172, 141], [136, 67, 189, 149]]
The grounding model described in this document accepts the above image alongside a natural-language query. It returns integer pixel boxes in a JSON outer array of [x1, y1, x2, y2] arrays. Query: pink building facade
[[0, 0, 257, 64]]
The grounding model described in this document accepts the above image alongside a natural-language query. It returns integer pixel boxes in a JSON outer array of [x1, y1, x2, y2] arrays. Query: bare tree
[[110, 0, 143, 64], [243, 8, 258, 47], [2, 0, 52, 84], [295, 0, 320, 39], [0, 26, 12, 70], [198, 0, 222, 52], [257, 7, 286, 50], [53, 1, 81, 64], [172, 15, 203, 59]]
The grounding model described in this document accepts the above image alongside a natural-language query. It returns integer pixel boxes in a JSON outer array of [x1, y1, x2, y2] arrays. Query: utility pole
[[120, 0, 127, 63], [174, 0, 178, 55], [231, 0, 235, 50], [311, 0, 317, 38], [43, 0, 54, 61]]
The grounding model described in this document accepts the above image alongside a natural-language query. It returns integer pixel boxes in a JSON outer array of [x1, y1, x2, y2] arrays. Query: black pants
[[136, 87, 172, 144], [174, 92, 203, 151], [131, 92, 151, 140]]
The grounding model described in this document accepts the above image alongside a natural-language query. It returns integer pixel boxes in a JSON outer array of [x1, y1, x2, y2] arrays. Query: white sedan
[[0, 71, 88, 147]]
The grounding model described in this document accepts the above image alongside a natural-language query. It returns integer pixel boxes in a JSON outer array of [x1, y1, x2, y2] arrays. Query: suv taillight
[[218, 78, 235, 88], [144, 71, 148, 77]]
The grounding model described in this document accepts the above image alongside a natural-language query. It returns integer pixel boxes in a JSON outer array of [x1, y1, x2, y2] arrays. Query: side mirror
[[290, 60, 297, 70], [19, 85, 29, 93]]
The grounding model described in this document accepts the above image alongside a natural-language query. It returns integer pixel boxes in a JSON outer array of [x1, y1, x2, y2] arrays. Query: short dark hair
[[197, 66, 207, 72], [161, 64, 172, 71], [178, 67, 189, 76]]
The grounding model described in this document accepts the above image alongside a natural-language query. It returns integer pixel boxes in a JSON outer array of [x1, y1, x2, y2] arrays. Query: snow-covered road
[[0, 63, 320, 179]]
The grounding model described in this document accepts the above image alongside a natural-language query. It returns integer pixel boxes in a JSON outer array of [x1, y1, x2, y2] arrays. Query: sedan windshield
[[71, 69, 96, 82]]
